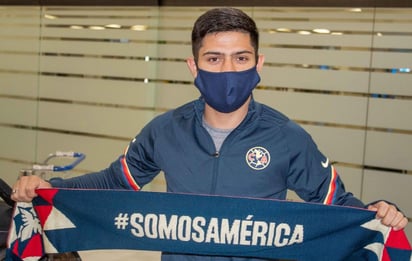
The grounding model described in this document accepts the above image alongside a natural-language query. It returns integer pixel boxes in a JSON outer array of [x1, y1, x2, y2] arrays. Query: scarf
[[7, 189, 412, 260]]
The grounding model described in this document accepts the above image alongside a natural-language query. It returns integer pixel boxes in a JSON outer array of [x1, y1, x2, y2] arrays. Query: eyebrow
[[202, 50, 254, 56]]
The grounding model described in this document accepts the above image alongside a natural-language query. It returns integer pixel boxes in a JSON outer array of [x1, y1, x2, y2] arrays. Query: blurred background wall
[[1, 1, 411, 240]]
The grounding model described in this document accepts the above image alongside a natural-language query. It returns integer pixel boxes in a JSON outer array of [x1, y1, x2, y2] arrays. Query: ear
[[256, 54, 265, 72], [186, 57, 198, 78]]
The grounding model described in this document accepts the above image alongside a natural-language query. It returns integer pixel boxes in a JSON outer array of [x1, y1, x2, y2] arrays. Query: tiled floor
[[79, 250, 161, 261]]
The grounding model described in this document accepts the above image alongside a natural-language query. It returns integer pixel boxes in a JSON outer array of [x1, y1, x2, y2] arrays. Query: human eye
[[206, 56, 220, 64], [237, 56, 249, 62], [235, 54, 251, 64]]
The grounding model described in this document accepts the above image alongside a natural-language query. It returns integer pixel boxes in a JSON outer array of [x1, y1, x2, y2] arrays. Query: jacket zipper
[[210, 150, 220, 194]]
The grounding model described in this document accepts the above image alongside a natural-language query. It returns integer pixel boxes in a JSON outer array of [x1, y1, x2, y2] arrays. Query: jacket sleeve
[[50, 119, 162, 190], [284, 121, 365, 208]]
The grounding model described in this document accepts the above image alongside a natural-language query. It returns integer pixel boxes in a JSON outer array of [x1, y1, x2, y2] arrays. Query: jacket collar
[[193, 96, 260, 129]]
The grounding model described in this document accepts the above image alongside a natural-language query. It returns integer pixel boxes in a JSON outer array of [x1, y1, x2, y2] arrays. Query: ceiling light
[[313, 28, 330, 34], [131, 25, 148, 31], [70, 25, 84, 30], [44, 14, 57, 19], [89, 26, 105, 30], [106, 24, 122, 29], [276, 28, 291, 32], [348, 8, 362, 12]]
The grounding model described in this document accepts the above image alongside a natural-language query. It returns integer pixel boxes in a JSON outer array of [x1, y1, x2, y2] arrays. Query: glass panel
[[0, 7, 411, 236]]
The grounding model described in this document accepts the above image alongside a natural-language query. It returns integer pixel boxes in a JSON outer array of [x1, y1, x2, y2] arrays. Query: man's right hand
[[11, 175, 52, 202]]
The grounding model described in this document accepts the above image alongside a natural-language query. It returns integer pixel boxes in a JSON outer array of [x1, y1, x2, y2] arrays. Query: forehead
[[199, 31, 254, 54]]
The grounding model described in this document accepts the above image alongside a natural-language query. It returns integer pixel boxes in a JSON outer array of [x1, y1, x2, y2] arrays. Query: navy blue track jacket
[[51, 98, 365, 260]]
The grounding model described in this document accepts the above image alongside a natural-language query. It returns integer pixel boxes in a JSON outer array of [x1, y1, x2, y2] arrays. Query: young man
[[11, 7, 407, 261]]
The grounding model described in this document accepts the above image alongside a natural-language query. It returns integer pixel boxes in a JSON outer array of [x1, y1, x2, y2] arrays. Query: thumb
[[37, 179, 52, 189], [33, 179, 52, 198], [367, 205, 378, 211]]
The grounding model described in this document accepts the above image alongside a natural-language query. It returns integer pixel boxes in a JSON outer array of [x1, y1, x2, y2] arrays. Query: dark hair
[[191, 7, 259, 62]]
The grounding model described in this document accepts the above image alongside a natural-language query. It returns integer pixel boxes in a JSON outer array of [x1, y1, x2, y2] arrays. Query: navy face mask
[[194, 67, 261, 113]]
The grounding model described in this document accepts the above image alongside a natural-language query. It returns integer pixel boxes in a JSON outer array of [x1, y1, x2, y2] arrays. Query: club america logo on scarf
[[246, 146, 270, 170], [7, 202, 44, 260]]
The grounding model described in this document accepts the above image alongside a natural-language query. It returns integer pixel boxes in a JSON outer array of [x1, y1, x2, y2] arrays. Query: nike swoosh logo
[[321, 158, 329, 168]]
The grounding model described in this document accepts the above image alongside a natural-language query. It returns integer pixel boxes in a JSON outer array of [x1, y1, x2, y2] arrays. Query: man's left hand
[[368, 201, 408, 231]]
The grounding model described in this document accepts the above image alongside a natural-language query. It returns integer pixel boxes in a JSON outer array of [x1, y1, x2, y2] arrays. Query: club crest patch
[[245, 146, 270, 170]]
